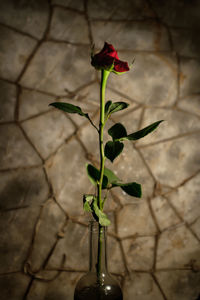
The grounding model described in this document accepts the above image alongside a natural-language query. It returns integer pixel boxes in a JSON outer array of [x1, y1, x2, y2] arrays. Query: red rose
[[91, 42, 129, 74]]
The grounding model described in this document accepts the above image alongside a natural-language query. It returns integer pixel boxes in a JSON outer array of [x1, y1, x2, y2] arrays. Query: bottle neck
[[89, 222, 108, 274]]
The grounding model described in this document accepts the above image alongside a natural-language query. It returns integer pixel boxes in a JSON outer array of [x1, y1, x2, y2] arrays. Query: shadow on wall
[[171, 270, 200, 299], [149, 0, 200, 58], [0, 0, 200, 57], [0, 167, 48, 210]]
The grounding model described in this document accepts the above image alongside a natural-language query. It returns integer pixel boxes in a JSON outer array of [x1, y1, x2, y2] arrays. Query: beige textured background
[[0, 0, 200, 299]]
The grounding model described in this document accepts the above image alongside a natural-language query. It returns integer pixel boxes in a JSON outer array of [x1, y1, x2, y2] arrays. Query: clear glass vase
[[74, 221, 123, 300]]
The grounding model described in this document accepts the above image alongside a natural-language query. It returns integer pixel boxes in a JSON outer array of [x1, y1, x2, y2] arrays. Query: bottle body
[[74, 222, 123, 300]]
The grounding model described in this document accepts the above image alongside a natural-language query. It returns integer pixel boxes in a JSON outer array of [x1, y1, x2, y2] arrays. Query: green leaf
[[83, 194, 94, 212], [50, 101, 99, 131], [105, 101, 112, 117], [84, 194, 94, 202], [109, 101, 129, 114], [86, 164, 108, 189], [103, 167, 120, 185], [121, 120, 164, 141], [105, 101, 129, 120], [50, 102, 89, 119], [86, 164, 99, 186], [92, 200, 111, 226], [105, 141, 124, 162], [112, 182, 142, 198], [83, 201, 92, 212], [108, 123, 127, 140]]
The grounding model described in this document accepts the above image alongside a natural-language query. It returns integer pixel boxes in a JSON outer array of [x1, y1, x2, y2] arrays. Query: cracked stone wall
[[0, 0, 200, 299]]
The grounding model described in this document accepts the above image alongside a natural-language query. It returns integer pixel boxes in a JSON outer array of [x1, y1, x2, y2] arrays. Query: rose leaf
[[86, 164, 108, 189], [105, 141, 124, 162], [49, 102, 90, 119], [121, 120, 164, 141], [112, 182, 142, 198], [92, 199, 111, 226], [105, 101, 129, 120], [103, 167, 120, 185], [108, 123, 127, 140], [83, 194, 94, 212]]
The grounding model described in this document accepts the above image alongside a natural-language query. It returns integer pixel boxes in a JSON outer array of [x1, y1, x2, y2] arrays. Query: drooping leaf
[[50, 102, 89, 119], [84, 194, 94, 202], [50, 102, 99, 131], [108, 123, 127, 140], [105, 101, 129, 120], [83, 194, 111, 225], [83, 201, 92, 212], [103, 167, 120, 185], [120, 120, 164, 141], [86, 164, 108, 189], [105, 141, 124, 162], [83, 194, 94, 212], [112, 182, 142, 198], [92, 200, 111, 226]]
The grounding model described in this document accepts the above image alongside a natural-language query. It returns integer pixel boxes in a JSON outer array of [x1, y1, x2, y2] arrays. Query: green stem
[[98, 69, 109, 210], [97, 69, 110, 280]]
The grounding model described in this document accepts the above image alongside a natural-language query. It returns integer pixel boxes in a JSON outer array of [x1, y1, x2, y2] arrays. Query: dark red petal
[[96, 42, 119, 59], [104, 42, 119, 59], [91, 53, 115, 69], [91, 42, 129, 71], [114, 59, 129, 72]]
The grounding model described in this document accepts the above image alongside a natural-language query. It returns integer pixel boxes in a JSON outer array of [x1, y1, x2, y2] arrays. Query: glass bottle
[[74, 221, 123, 300]]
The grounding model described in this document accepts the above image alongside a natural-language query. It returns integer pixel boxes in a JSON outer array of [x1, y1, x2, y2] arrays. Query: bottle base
[[74, 284, 123, 300]]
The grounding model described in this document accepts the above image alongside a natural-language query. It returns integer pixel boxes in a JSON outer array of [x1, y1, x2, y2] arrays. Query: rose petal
[[91, 42, 129, 73], [92, 54, 114, 69], [114, 59, 130, 72], [104, 42, 119, 59]]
